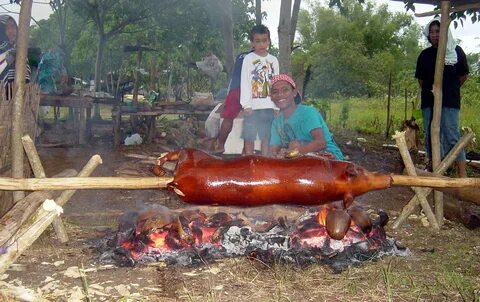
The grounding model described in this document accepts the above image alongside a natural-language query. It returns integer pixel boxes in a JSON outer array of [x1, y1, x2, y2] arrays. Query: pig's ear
[[345, 163, 361, 178]]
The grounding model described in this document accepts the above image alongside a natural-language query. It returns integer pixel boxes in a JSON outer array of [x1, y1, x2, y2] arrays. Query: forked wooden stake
[[22, 135, 69, 242], [391, 131, 439, 230], [392, 130, 475, 229]]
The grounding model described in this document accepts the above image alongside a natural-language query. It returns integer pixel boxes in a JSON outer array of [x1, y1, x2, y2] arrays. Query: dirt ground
[[1, 124, 480, 302]]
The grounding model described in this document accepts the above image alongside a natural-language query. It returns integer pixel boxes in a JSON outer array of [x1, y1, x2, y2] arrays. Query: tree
[[277, 0, 302, 74], [70, 0, 157, 117], [49, 0, 68, 60], [296, 1, 420, 98]]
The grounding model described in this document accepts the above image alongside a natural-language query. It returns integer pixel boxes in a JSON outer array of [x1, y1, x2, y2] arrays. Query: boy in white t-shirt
[[240, 24, 279, 156]]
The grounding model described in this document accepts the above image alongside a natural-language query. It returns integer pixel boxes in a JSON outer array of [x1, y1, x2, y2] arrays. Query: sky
[[0, 0, 479, 53]]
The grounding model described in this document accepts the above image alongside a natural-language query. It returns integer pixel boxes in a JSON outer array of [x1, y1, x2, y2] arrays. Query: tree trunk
[[255, 0, 262, 25], [52, 0, 69, 67], [132, 48, 143, 106], [93, 34, 106, 119], [290, 0, 301, 49], [430, 1, 451, 226], [11, 0, 33, 202], [221, 0, 234, 78], [278, 0, 292, 74]]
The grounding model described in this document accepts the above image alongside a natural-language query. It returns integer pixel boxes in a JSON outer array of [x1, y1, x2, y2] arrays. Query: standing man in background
[[415, 17, 469, 177]]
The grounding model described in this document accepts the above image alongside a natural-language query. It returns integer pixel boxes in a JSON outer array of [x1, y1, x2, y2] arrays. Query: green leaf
[[412, 109, 423, 121]]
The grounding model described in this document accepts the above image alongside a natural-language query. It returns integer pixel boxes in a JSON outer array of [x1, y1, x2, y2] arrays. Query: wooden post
[[392, 130, 475, 229], [11, 0, 33, 202], [392, 131, 439, 230], [79, 106, 87, 145], [430, 1, 451, 226], [113, 106, 122, 147], [385, 71, 392, 139], [21, 135, 69, 243]]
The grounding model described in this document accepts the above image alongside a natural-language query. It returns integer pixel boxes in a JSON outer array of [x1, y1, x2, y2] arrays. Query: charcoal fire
[[97, 206, 409, 272]]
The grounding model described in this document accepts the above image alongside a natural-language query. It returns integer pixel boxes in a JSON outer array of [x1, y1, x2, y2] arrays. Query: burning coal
[[97, 206, 409, 272]]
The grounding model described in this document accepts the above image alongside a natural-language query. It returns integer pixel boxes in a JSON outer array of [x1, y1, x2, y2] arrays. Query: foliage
[[29, 0, 255, 96], [310, 95, 480, 140], [332, 0, 480, 25], [295, 0, 421, 98]]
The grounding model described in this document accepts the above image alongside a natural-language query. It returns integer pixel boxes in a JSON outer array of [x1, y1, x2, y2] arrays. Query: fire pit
[[96, 206, 409, 273]]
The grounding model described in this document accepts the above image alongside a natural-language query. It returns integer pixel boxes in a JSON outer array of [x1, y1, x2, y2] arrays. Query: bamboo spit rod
[[0, 175, 478, 191], [0, 177, 174, 191]]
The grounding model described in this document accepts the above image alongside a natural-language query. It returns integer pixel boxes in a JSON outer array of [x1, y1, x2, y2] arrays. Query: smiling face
[[270, 80, 297, 111]]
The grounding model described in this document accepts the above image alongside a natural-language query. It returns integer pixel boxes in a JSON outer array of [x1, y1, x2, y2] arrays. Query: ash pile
[[95, 206, 410, 273]]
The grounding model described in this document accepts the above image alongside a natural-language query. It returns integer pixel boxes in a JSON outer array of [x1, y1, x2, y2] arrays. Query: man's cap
[[270, 74, 296, 89]]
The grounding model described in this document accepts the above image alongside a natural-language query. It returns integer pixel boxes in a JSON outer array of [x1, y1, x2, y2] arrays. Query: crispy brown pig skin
[[154, 148, 392, 207]]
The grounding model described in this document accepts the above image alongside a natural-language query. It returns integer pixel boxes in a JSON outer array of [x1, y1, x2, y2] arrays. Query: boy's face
[[251, 33, 270, 56], [271, 81, 297, 110], [5, 19, 17, 42]]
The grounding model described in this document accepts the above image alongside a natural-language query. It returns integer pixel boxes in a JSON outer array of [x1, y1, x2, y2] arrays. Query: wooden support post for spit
[[0, 155, 103, 275], [79, 106, 87, 145], [22, 135, 69, 243], [392, 131, 439, 230], [113, 107, 122, 147], [392, 130, 475, 229]]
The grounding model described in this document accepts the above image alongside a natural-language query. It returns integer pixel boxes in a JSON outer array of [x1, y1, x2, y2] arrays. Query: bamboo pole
[[0, 175, 476, 191], [414, 168, 480, 206], [391, 175, 480, 188], [21, 135, 68, 242], [392, 131, 439, 230], [392, 130, 475, 229], [11, 0, 33, 202], [53, 155, 103, 208], [0, 176, 173, 191], [430, 1, 451, 226]]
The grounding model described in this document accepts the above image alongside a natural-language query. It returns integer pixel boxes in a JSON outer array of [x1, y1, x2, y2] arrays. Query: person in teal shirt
[[269, 74, 343, 160]]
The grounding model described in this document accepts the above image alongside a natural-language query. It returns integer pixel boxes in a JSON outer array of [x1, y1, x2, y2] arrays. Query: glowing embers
[[99, 206, 409, 271]]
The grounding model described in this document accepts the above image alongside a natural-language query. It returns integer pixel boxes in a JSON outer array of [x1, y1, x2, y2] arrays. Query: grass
[[309, 96, 480, 142], [176, 234, 480, 302]]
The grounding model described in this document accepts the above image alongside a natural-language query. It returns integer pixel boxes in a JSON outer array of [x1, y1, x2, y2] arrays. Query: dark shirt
[[415, 45, 469, 109], [227, 50, 252, 92]]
